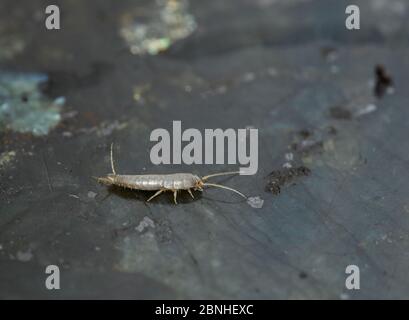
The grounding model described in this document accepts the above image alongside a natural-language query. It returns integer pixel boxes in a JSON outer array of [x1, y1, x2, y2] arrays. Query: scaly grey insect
[[96, 143, 247, 204]]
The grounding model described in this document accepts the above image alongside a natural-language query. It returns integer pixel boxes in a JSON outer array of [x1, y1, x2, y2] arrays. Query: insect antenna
[[203, 183, 247, 199], [201, 171, 241, 181], [110, 142, 117, 175]]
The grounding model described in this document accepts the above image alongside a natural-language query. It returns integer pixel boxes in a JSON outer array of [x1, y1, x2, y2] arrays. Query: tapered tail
[[94, 176, 112, 185]]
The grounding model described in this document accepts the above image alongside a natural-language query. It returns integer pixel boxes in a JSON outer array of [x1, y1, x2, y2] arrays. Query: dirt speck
[[247, 196, 264, 209], [374, 64, 393, 98], [320, 46, 338, 62], [298, 129, 312, 139], [265, 166, 311, 195]]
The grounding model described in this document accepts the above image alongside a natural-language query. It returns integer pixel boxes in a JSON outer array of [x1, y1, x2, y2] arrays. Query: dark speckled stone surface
[[1, 0, 409, 299]]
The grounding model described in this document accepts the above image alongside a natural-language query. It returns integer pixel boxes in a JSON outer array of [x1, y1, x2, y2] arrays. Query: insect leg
[[187, 189, 194, 199], [173, 190, 178, 204], [110, 142, 117, 175], [147, 189, 164, 202]]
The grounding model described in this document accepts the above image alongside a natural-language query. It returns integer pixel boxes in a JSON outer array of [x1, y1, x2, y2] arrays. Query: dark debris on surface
[[265, 166, 311, 195], [1, 0, 409, 300]]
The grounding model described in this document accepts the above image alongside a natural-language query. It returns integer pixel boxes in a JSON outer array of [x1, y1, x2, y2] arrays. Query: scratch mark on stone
[[41, 153, 53, 192]]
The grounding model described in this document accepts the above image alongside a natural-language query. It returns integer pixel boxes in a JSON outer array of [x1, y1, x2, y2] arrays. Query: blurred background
[[1, 0, 409, 299]]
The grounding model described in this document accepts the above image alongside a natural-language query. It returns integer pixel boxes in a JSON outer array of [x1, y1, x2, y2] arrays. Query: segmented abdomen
[[114, 173, 197, 190]]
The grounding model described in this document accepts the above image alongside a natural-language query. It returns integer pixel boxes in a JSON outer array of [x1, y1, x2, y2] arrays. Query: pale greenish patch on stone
[[120, 0, 196, 55], [0, 72, 64, 136], [0, 150, 16, 170]]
